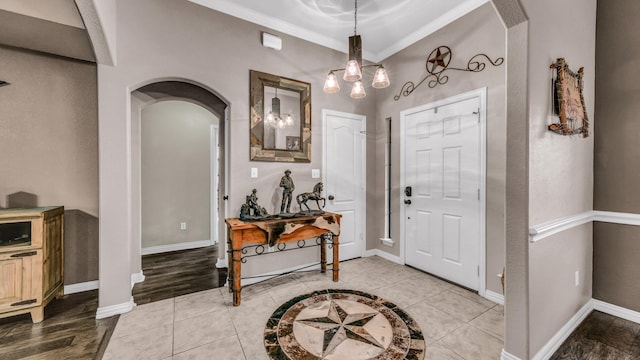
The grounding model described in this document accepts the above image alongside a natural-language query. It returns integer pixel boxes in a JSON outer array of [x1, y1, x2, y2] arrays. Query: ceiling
[[0, 0, 490, 64], [189, 0, 490, 62], [0, 0, 95, 61]]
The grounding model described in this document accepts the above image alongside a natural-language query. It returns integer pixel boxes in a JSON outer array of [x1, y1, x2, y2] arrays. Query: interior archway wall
[[490, 0, 530, 358], [130, 80, 229, 281]]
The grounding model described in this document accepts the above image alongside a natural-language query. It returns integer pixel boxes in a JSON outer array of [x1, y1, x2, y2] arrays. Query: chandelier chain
[[354, 0, 358, 36]]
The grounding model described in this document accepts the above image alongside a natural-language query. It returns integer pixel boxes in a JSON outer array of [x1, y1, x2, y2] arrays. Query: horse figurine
[[296, 182, 325, 212]]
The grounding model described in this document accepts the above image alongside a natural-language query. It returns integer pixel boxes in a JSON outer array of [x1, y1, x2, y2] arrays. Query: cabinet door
[[0, 250, 40, 313]]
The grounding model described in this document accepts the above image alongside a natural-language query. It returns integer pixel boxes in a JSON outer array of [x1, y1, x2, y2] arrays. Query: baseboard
[[241, 262, 321, 287], [131, 271, 145, 288], [501, 349, 522, 360], [593, 299, 640, 324], [64, 280, 99, 295], [379, 237, 394, 247], [484, 289, 504, 305], [500, 349, 522, 360], [96, 296, 135, 319], [532, 299, 593, 360], [364, 249, 403, 265], [141, 239, 214, 255], [216, 257, 227, 268]]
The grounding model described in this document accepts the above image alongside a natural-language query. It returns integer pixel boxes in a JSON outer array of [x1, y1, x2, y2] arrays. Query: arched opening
[[128, 80, 229, 300]]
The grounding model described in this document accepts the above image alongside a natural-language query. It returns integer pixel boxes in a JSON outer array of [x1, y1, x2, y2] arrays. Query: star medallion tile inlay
[[265, 289, 425, 360]]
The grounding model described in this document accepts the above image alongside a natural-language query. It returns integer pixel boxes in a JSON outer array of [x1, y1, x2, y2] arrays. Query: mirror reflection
[[250, 69, 311, 162], [263, 86, 301, 151]]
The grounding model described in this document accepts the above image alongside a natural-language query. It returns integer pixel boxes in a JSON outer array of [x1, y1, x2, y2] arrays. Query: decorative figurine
[[279, 169, 295, 214], [239, 189, 269, 221], [296, 182, 325, 215]]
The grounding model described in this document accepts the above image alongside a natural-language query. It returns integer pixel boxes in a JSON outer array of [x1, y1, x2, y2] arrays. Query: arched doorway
[[129, 80, 229, 294]]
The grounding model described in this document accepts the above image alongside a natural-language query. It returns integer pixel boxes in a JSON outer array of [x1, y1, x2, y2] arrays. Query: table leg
[[231, 232, 243, 306], [332, 233, 339, 282], [226, 237, 233, 293], [320, 235, 327, 274]]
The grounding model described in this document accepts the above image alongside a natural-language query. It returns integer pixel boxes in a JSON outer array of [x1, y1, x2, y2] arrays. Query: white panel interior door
[[403, 95, 481, 290], [323, 110, 366, 261]]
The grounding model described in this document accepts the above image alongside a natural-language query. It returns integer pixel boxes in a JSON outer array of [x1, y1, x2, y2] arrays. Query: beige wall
[[375, 3, 506, 294], [97, 0, 378, 308], [0, 46, 99, 285], [593, 0, 640, 313], [521, 0, 596, 356], [141, 100, 218, 248]]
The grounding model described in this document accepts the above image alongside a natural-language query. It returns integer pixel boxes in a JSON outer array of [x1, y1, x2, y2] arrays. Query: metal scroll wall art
[[394, 46, 504, 101], [548, 58, 589, 137]]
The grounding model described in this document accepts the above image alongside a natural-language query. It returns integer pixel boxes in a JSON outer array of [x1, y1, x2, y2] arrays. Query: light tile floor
[[104, 256, 504, 360]]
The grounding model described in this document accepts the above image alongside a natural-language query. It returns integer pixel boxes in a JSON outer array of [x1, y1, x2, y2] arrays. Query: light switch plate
[[251, 168, 258, 178], [312, 169, 320, 178]]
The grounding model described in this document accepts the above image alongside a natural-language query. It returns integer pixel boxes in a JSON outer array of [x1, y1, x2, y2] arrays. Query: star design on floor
[[295, 300, 385, 357]]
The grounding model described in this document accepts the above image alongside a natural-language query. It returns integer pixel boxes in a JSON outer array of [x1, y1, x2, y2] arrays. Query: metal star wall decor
[[394, 45, 504, 101]]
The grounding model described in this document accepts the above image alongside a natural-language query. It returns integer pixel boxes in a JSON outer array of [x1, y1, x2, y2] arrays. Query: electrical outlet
[[312, 169, 320, 178], [180, 222, 187, 230], [575, 270, 580, 286], [251, 168, 258, 178]]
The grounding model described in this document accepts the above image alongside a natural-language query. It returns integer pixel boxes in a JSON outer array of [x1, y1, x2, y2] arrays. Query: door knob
[[404, 199, 412, 205], [328, 195, 335, 200]]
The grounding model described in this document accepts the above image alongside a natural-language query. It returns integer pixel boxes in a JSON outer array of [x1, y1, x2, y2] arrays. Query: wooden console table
[[225, 212, 341, 306]]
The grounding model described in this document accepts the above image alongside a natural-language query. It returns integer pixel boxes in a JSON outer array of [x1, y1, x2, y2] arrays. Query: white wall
[[141, 100, 218, 248]]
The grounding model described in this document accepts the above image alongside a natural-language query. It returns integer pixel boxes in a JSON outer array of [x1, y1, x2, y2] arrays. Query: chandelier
[[323, 0, 390, 99], [265, 87, 294, 128]]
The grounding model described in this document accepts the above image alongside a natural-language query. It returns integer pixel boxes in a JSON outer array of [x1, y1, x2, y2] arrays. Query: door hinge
[[10, 251, 37, 258], [11, 299, 37, 306], [477, 188, 480, 200], [477, 266, 480, 277]]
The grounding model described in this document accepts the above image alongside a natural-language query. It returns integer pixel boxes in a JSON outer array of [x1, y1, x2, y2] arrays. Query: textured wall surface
[[0, 46, 99, 285], [593, 0, 640, 313]]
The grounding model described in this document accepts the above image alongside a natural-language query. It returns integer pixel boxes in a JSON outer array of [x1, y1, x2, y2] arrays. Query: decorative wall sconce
[[394, 46, 504, 101], [0, 80, 9, 87]]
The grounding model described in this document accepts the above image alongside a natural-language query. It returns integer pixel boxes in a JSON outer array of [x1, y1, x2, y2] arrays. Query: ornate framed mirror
[[250, 70, 311, 162]]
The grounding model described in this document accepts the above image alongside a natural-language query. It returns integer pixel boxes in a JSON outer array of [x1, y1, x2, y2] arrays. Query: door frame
[[322, 109, 367, 260], [210, 124, 219, 245], [399, 87, 487, 296]]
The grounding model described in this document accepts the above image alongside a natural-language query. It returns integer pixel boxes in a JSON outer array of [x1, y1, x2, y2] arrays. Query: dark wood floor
[[551, 310, 640, 359], [132, 245, 227, 305], [0, 246, 226, 359], [0, 290, 117, 360]]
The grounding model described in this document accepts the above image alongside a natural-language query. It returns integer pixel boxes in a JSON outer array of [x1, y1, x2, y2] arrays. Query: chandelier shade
[[372, 65, 391, 88], [322, 0, 389, 99], [350, 80, 366, 99], [323, 71, 340, 93]]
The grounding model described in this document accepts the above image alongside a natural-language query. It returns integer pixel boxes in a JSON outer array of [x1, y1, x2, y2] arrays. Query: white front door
[[323, 109, 366, 261], [402, 91, 485, 290]]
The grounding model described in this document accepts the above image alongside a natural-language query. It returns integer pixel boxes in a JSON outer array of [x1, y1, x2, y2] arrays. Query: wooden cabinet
[[0, 207, 64, 323]]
